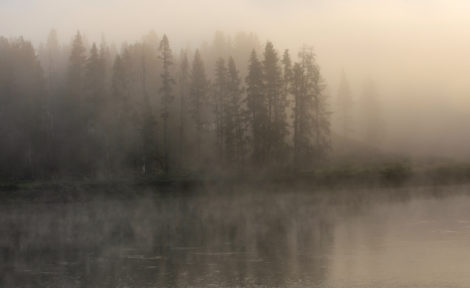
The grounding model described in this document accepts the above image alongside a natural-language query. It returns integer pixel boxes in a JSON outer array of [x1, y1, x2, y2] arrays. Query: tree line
[[0, 31, 330, 180]]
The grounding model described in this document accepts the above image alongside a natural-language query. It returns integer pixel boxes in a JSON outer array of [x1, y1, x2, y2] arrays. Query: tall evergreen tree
[[292, 46, 330, 169], [189, 50, 208, 158], [213, 58, 228, 161], [67, 32, 86, 98], [139, 42, 159, 176], [42, 29, 60, 155], [85, 43, 106, 112], [262, 42, 288, 162], [159, 34, 174, 174], [177, 51, 189, 169], [281, 49, 293, 101], [291, 63, 305, 169], [246, 50, 267, 165], [63, 31, 90, 174], [226, 57, 246, 165]]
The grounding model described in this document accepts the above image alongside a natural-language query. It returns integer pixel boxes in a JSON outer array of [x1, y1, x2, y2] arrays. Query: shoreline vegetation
[[2, 161, 470, 197], [1, 31, 466, 193]]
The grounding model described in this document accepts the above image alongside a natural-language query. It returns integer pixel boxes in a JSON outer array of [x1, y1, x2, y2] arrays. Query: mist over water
[[2, 186, 470, 288]]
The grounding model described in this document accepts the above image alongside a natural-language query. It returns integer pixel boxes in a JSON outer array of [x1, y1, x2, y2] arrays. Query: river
[[1, 185, 470, 287]]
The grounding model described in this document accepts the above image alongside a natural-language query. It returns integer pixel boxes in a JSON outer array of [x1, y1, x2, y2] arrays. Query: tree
[[213, 58, 228, 161], [189, 50, 208, 158], [159, 34, 174, 174], [42, 30, 60, 151], [67, 32, 86, 98], [262, 42, 288, 163], [226, 57, 246, 165], [246, 50, 267, 165], [292, 47, 330, 170], [85, 43, 106, 112], [291, 63, 305, 169], [138, 40, 160, 176], [281, 49, 293, 108], [61, 31, 91, 175], [177, 51, 189, 170], [82, 43, 108, 173]]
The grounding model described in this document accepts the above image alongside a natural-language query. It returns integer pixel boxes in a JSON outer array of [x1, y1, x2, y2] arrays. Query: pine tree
[[64, 31, 89, 174], [85, 43, 106, 112], [226, 57, 246, 165], [246, 50, 267, 165], [262, 42, 288, 163], [177, 51, 189, 169], [107, 53, 134, 172], [292, 46, 330, 169], [139, 41, 159, 176], [281, 50, 293, 104], [291, 63, 303, 169], [189, 50, 208, 157], [68, 32, 86, 98], [159, 34, 174, 174], [213, 58, 228, 162]]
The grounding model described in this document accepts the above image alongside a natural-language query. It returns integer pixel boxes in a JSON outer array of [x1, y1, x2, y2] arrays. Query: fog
[[3, 3, 470, 286], [2, 0, 469, 159]]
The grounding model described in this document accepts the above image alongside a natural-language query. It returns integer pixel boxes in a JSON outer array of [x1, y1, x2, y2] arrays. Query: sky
[[1, 0, 470, 158]]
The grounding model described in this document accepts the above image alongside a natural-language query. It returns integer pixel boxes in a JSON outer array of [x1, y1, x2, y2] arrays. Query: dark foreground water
[[1, 185, 470, 288]]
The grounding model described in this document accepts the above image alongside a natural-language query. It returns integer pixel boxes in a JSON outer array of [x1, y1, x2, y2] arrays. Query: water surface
[[1, 185, 470, 287]]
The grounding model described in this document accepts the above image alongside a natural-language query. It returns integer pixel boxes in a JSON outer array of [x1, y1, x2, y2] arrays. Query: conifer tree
[[64, 31, 90, 174], [213, 58, 228, 161], [226, 57, 245, 165], [189, 50, 208, 157], [246, 50, 267, 165], [159, 34, 174, 174], [292, 46, 330, 169], [85, 43, 106, 111], [177, 51, 189, 169], [68, 32, 86, 98], [262, 42, 288, 162]]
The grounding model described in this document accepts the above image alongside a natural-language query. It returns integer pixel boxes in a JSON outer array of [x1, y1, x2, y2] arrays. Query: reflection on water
[[1, 185, 470, 287]]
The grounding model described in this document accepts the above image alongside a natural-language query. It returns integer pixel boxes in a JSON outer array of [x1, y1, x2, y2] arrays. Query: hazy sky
[[2, 0, 469, 87], [2, 0, 470, 157]]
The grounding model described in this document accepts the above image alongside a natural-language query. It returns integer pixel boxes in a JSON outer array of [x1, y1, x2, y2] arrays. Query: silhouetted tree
[[177, 51, 189, 170], [263, 42, 288, 163], [246, 50, 267, 165], [226, 57, 246, 165], [159, 34, 174, 174], [292, 47, 330, 169], [213, 58, 228, 161], [189, 50, 209, 159]]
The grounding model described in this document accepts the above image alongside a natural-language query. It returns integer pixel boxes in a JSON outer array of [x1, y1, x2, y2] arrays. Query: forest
[[0, 30, 331, 181]]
